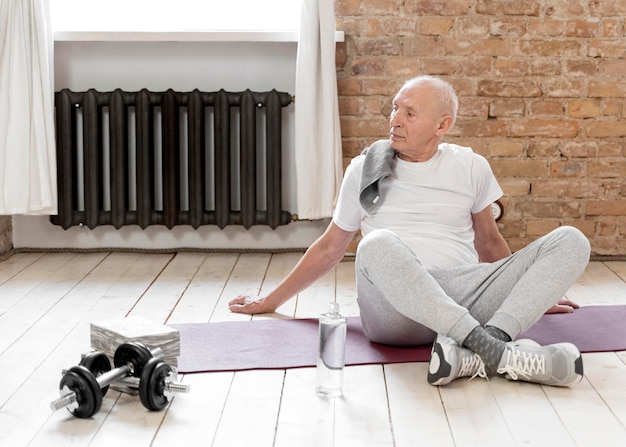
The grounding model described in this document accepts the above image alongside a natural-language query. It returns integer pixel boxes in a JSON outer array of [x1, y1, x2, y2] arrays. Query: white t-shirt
[[333, 143, 503, 270]]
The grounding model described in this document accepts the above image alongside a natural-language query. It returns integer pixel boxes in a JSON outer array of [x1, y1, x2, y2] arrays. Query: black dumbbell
[[79, 350, 112, 395], [139, 357, 190, 411], [50, 342, 155, 418]]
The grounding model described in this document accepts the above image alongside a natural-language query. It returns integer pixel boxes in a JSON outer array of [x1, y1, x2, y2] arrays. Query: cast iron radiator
[[51, 88, 293, 230]]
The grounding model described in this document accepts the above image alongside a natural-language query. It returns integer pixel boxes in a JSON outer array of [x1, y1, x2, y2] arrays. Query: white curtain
[[294, 0, 342, 220], [0, 0, 57, 215]]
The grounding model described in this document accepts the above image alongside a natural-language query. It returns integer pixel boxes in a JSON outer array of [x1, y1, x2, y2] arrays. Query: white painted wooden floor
[[0, 252, 625, 446]]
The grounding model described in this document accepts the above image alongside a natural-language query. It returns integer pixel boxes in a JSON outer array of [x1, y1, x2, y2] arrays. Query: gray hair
[[399, 75, 458, 127]]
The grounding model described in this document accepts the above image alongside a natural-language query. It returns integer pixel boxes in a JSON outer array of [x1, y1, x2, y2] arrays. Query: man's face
[[388, 84, 447, 160]]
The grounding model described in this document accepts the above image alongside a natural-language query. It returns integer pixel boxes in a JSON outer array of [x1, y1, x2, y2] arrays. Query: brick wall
[[0, 216, 11, 255], [335, 0, 626, 255]]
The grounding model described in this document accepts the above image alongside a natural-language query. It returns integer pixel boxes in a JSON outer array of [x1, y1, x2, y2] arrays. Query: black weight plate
[[80, 351, 112, 396], [139, 358, 172, 411], [60, 365, 102, 418], [113, 342, 152, 377]]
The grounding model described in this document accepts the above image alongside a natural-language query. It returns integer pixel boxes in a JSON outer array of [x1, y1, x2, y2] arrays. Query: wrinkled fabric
[[0, 0, 57, 214]]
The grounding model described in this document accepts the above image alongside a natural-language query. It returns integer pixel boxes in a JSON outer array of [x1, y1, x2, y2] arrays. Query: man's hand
[[229, 295, 274, 315], [545, 298, 579, 314]]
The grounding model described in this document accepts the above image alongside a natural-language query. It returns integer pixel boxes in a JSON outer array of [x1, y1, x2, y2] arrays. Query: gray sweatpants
[[355, 226, 591, 347]]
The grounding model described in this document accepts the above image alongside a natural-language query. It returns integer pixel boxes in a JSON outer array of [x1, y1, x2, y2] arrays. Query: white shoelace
[[496, 346, 546, 381], [460, 354, 489, 381]]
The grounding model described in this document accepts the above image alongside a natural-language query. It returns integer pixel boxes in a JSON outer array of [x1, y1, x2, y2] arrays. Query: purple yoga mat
[[171, 305, 626, 374]]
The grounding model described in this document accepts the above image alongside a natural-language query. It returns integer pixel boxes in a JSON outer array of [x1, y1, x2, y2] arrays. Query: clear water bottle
[[316, 302, 347, 398]]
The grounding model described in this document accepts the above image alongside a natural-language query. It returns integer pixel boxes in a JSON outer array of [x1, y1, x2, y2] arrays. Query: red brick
[[527, 140, 561, 157], [589, 40, 626, 58], [600, 60, 626, 76], [478, 80, 541, 98], [516, 201, 581, 218], [457, 58, 491, 76], [565, 20, 599, 38], [603, 182, 623, 200], [585, 121, 626, 138], [489, 99, 525, 118], [543, 79, 583, 98], [351, 59, 385, 76], [602, 19, 622, 37], [490, 18, 527, 36], [386, 58, 422, 77], [531, 180, 568, 197], [526, 220, 560, 236], [375, 18, 419, 36], [587, 201, 626, 216], [405, 0, 471, 15], [597, 217, 618, 237], [357, 0, 400, 14], [528, 100, 564, 116], [499, 179, 531, 196], [361, 79, 402, 96], [530, 59, 561, 76], [587, 161, 626, 178], [476, 0, 540, 16], [494, 58, 529, 77], [527, 19, 564, 36], [510, 119, 579, 138], [602, 100, 622, 117], [340, 117, 388, 138], [550, 161, 583, 178], [353, 39, 401, 56], [589, 81, 626, 98], [362, 97, 388, 115], [442, 38, 510, 56], [567, 100, 601, 119], [589, 0, 626, 16], [565, 60, 598, 76], [619, 217, 626, 235], [490, 159, 548, 178], [545, 0, 585, 16], [598, 141, 623, 157], [517, 40, 581, 57], [489, 139, 525, 157], [456, 17, 490, 36], [335, 0, 361, 15], [449, 119, 508, 138], [419, 18, 454, 35], [338, 97, 361, 116], [458, 97, 489, 117], [402, 37, 441, 56], [337, 77, 361, 96], [420, 59, 457, 75], [561, 141, 598, 158]]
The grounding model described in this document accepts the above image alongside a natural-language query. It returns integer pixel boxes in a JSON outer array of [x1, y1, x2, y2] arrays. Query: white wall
[[12, 39, 328, 250]]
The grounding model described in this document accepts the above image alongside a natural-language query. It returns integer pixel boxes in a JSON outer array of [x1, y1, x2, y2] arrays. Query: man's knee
[[356, 229, 398, 261], [551, 226, 591, 258]]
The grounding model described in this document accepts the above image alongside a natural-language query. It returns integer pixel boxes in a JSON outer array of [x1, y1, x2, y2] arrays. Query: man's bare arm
[[229, 221, 358, 314], [472, 205, 511, 263]]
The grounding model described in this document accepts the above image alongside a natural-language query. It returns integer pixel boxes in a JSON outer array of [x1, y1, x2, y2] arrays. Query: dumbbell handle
[[96, 364, 133, 388], [50, 391, 78, 411]]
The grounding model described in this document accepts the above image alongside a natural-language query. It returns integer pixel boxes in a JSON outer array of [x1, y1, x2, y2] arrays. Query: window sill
[[53, 30, 345, 43]]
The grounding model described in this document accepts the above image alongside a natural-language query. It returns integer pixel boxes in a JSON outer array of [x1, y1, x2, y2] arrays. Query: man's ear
[[435, 115, 454, 136]]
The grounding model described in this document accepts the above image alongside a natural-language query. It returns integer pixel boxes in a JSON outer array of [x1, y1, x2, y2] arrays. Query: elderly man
[[229, 75, 590, 387]]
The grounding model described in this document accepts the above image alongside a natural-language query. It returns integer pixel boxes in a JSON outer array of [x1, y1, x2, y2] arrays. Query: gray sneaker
[[496, 339, 583, 387], [428, 335, 488, 386]]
